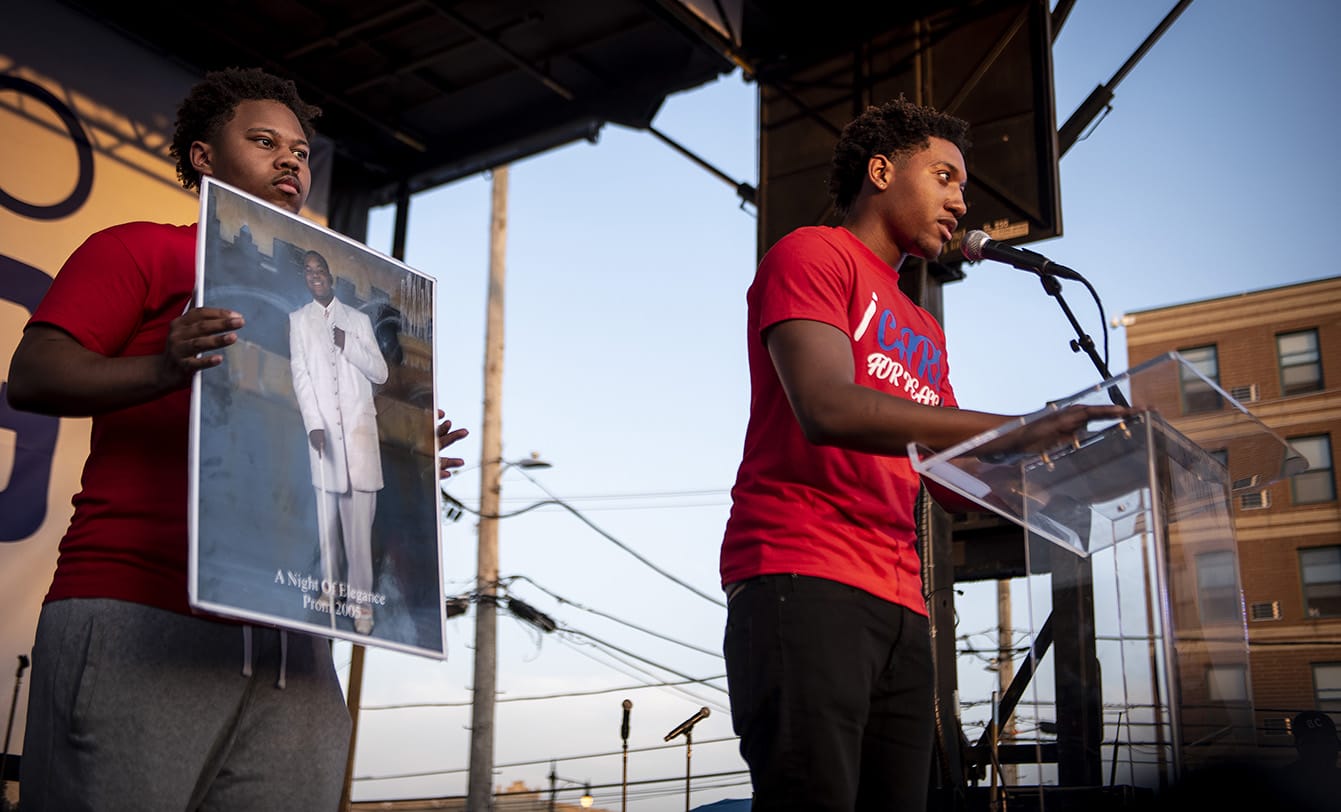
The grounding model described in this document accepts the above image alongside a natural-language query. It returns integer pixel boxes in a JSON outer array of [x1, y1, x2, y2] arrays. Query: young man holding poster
[[7, 68, 465, 809]]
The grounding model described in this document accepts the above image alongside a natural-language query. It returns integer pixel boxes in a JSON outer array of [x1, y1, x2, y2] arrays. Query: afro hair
[[827, 97, 970, 217], [170, 67, 321, 192]]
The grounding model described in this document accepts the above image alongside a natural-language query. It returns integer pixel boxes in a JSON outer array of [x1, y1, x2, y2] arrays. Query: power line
[[494, 487, 729, 513], [354, 736, 742, 782], [556, 637, 690, 699], [442, 474, 729, 502], [443, 494, 559, 520], [361, 676, 727, 710], [357, 771, 754, 808], [498, 486, 729, 502], [510, 500, 728, 513], [547, 769, 751, 796], [554, 631, 730, 713], [506, 574, 724, 659], [556, 625, 729, 697], [515, 466, 728, 609], [444, 586, 730, 711], [488, 590, 723, 694], [441, 488, 726, 609], [505, 769, 751, 795], [483, 592, 725, 709], [607, 774, 753, 804]]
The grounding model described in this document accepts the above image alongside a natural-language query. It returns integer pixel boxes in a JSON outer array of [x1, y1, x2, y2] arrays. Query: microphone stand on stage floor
[[960, 231, 1130, 796], [1, 655, 30, 812], [620, 699, 632, 812], [664, 706, 709, 812]]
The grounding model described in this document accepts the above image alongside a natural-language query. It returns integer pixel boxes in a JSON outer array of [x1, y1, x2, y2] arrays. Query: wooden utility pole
[[467, 164, 509, 811]]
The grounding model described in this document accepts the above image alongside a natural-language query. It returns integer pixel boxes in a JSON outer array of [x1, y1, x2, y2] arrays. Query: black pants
[[724, 574, 934, 811]]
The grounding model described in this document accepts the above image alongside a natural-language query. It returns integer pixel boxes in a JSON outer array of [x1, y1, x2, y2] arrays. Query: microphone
[[664, 707, 710, 741], [961, 230, 1084, 281], [621, 699, 632, 742]]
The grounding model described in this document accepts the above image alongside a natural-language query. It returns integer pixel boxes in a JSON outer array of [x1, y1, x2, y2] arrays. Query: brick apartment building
[[1122, 275, 1341, 755]]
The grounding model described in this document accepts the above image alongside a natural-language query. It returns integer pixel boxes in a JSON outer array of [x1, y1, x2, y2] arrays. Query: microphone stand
[[1027, 268, 1131, 809], [968, 264, 1132, 791], [1035, 273, 1129, 407], [620, 699, 631, 812], [682, 727, 694, 812], [664, 709, 709, 812], [621, 738, 629, 812], [1, 655, 30, 812]]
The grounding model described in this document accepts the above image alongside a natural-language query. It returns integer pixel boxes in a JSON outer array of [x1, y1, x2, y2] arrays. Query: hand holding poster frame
[[188, 177, 447, 659]]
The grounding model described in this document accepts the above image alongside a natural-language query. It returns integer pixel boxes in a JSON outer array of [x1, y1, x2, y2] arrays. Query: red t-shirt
[[29, 222, 198, 615], [720, 226, 958, 614]]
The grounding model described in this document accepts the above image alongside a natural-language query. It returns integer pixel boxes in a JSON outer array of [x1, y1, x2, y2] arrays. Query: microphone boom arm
[[1035, 273, 1129, 407]]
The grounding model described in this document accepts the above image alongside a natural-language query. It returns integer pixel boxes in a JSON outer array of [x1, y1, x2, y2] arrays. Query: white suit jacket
[[289, 297, 389, 493]]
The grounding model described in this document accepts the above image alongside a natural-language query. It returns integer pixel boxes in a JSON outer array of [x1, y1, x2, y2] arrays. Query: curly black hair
[[827, 98, 970, 217], [170, 67, 321, 192]]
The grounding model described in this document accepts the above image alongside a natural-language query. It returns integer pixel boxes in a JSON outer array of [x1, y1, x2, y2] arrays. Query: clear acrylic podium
[[911, 352, 1304, 799]]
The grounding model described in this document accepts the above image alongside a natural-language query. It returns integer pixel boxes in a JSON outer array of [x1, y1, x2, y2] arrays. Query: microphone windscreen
[[961, 229, 991, 262]]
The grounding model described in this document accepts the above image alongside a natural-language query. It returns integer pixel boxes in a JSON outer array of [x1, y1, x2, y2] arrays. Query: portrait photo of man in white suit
[[289, 249, 388, 635]]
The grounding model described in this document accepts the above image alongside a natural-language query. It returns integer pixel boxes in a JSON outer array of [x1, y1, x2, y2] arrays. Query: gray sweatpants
[[20, 599, 352, 811]]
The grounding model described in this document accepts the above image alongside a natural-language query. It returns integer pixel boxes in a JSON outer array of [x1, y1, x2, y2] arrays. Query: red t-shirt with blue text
[[720, 226, 958, 615]]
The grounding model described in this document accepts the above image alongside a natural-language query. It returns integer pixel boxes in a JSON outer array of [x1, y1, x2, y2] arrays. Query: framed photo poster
[[189, 177, 446, 658]]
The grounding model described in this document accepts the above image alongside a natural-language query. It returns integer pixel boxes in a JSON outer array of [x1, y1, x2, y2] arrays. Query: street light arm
[[549, 764, 595, 809]]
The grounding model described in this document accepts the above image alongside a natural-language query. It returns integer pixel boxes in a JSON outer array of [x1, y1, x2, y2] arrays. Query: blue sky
[[344, 1, 1341, 806]]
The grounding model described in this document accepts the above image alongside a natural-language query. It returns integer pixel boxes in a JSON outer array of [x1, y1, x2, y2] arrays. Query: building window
[[1278, 329, 1323, 395], [1313, 663, 1341, 722], [1207, 664, 1249, 703], [1179, 345, 1222, 413], [1301, 547, 1341, 618], [1291, 435, 1335, 505], [1197, 550, 1241, 624]]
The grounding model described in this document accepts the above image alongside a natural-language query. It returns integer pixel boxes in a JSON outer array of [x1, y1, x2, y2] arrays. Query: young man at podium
[[719, 98, 1128, 811]]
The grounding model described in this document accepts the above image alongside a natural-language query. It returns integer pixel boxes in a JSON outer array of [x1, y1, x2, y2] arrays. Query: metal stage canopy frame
[[52, 1, 1192, 806]]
